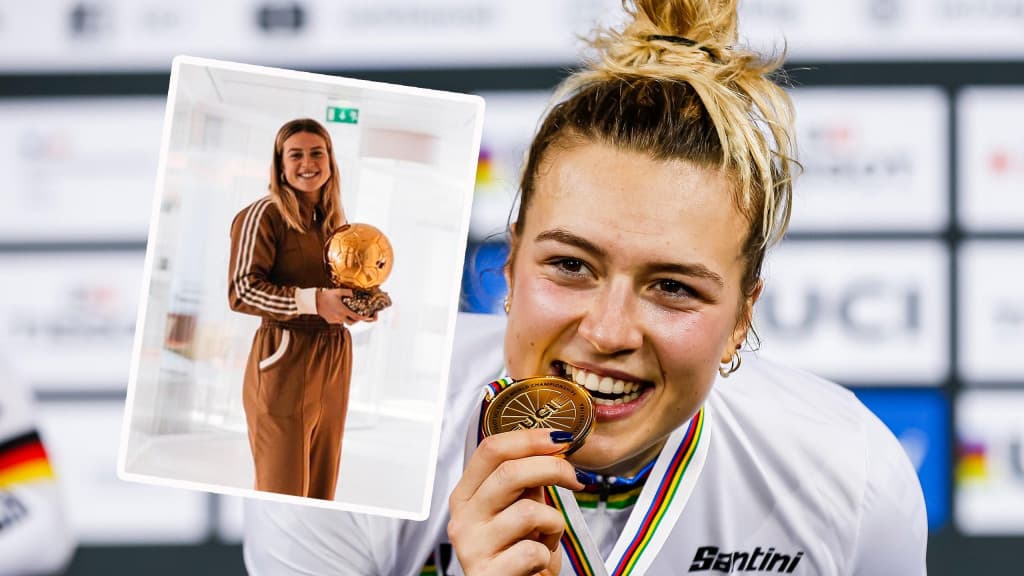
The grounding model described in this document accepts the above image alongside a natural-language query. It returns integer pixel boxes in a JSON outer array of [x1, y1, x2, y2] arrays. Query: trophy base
[[342, 287, 392, 318]]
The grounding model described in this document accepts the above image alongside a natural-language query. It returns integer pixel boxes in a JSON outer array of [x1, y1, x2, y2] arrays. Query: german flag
[[0, 431, 55, 490]]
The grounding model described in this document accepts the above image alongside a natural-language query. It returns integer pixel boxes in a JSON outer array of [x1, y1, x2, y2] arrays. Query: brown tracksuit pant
[[243, 318, 351, 499]]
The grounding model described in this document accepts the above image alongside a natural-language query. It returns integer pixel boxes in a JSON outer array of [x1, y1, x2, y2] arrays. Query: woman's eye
[[550, 257, 587, 276], [655, 279, 694, 298]]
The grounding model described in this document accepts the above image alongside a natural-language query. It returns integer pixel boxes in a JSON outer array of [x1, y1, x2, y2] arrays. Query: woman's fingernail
[[575, 470, 589, 485], [550, 431, 574, 444]]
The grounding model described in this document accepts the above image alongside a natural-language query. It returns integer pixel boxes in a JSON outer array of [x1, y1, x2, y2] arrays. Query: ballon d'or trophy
[[323, 223, 394, 318], [483, 376, 594, 455]]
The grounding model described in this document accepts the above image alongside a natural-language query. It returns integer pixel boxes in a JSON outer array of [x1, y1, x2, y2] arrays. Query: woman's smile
[[550, 360, 655, 418]]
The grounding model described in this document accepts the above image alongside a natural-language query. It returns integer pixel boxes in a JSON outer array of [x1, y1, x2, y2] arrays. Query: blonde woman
[[229, 118, 372, 500], [244, 2, 927, 573]]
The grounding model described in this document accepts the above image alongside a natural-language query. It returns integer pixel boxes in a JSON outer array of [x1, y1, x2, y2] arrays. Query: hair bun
[[586, 0, 745, 75], [628, 0, 738, 46]]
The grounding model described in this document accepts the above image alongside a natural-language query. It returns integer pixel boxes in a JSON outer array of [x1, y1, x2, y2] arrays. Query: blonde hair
[[269, 118, 346, 234], [515, 0, 798, 300]]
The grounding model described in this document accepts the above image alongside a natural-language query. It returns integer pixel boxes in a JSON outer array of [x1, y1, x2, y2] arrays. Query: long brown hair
[[514, 0, 798, 322], [268, 118, 346, 234]]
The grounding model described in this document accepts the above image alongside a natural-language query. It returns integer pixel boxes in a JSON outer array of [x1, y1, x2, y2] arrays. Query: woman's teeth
[[563, 364, 643, 406], [592, 391, 641, 406]]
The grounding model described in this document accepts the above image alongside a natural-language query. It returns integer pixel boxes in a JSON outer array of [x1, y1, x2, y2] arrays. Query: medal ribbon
[[473, 377, 710, 576]]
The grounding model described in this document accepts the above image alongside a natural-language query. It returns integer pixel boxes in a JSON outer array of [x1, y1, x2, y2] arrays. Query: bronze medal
[[482, 376, 594, 454]]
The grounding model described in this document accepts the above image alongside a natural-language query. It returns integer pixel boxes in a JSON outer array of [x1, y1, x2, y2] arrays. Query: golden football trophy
[[323, 223, 394, 318]]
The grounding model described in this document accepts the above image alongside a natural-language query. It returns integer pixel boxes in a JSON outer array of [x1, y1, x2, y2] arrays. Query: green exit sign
[[326, 106, 359, 124]]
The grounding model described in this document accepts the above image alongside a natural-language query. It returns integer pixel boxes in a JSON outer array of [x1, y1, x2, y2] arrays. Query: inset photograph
[[118, 56, 484, 519]]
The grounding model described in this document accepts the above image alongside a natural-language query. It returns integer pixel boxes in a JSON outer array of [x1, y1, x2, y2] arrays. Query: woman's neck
[[587, 437, 667, 478], [299, 190, 322, 206]]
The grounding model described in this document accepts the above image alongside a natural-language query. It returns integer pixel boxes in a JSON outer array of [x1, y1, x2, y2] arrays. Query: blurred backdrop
[[0, 1, 1022, 574]]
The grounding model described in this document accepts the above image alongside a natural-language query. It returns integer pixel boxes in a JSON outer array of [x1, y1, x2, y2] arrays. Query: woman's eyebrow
[[644, 262, 724, 289], [535, 228, 606, 258]]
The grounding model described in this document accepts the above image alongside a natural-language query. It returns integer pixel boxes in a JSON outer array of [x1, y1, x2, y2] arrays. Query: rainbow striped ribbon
[[544, 408, 706, 576], [476, 376, 515, 445]]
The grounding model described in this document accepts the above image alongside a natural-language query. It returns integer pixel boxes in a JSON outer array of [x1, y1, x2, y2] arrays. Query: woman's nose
[[577, 280, 643, 355]]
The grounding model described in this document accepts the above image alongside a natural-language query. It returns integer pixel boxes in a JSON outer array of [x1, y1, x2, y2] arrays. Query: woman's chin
[[567, 418, 671, 477], [287, 180, 326, 195], [566, 436, 636, 476]]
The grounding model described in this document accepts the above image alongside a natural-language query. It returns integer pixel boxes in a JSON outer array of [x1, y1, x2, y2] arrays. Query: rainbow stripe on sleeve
[[0, 431, 56, 490]]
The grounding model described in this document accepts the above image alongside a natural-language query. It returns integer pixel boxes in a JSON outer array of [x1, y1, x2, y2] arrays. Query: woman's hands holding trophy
[[319, 223, 394, 325], [315, 287, 376, 325]]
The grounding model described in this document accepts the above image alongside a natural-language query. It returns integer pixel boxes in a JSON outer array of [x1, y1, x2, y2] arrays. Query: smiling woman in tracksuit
[[229, 118, 372, 500]]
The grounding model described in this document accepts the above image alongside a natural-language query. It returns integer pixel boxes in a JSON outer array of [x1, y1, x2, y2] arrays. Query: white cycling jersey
[[244, 313, 927, 576]]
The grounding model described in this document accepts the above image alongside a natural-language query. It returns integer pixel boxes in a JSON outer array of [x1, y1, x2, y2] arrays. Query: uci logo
[[760, 282, 921, 341], [510, 396, 571, 430]]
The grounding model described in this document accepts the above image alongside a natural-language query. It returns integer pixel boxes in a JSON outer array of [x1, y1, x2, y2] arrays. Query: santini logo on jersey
[[690, 546, 804, 573]]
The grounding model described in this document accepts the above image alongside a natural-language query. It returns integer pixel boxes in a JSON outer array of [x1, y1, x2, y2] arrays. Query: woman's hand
[[315, 288, 377, 325], [448, 429, 584, 576]]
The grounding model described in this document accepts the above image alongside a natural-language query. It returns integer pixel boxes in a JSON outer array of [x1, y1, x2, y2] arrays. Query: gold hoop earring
[[503, 295, 511, 315], [719, 352, 742, 378]]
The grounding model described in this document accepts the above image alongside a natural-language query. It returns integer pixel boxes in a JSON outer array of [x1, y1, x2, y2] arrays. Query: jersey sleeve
[[228, 199, 315, 320], [849, 411, 928, 576], [0, 373, 76, 574]]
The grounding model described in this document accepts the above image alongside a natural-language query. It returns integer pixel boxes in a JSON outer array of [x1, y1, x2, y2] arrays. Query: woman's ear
[[726, 279, 763, 358]]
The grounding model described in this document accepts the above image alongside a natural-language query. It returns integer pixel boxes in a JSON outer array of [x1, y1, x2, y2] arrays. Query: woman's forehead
[[283, 131, 326, 148], [525, 142, 747, 261]]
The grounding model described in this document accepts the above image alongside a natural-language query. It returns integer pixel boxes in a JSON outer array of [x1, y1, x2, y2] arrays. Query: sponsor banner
[[740, 0, 1024, 61], [0, 252, 143, 391], [2, 0, 1024, 71], [788, 88, 947, 232], [0, 98, 163, 242], [959, 241, 1024, 383], [854, 389, 949, 530], [956, 390, 1024, 535], [4, 0, 1024, 72], [38, 402, 209, 544], [958, 88, 1024, 231], [754, 241, 948, 384], [0, 0, 620, 72]]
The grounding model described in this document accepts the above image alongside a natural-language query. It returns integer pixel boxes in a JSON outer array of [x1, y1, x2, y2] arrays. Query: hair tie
[[645, 34, 720, 62]]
